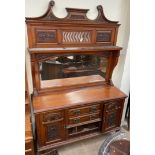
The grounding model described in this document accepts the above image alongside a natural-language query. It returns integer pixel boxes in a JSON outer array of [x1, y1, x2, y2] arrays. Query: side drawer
[[104, 101, 122, 112], [43, 110, 64, 123], [68, 104, 100, 117], [68, 113, 100, 125]]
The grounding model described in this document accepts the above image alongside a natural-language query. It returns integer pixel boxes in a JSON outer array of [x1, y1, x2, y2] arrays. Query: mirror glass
[[39, 55, 108, 88]]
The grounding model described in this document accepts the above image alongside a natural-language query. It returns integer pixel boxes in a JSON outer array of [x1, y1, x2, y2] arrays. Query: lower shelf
[[38, 127, 121, 155], [68, 122, 101, 138]]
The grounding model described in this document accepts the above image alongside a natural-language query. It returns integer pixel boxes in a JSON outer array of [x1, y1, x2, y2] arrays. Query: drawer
[[43, 110, 64, 123], [105, 101, 122, 112], [68, 104, 100, 117], [68, 113, 100, 125]]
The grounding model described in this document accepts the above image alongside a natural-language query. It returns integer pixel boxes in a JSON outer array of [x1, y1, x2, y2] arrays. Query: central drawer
[[68, 104, 100, 118], [68, 113, 100, 125]]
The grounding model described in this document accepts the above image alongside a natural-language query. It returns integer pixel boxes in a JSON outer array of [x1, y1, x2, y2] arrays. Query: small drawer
[[68, 113, 100, 125], [68, 104, 100, 117], [105, 101, 122, 112], [43, 111, 64, 122]]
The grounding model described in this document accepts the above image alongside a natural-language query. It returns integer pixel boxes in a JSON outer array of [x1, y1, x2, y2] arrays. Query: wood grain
[[33, 86, 126, 113], [41, 75, 105, 89]]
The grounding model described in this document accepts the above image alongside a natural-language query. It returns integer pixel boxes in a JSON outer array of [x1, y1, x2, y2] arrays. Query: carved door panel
[[102, 100, 124, 132], [44, 121, 65, 145]]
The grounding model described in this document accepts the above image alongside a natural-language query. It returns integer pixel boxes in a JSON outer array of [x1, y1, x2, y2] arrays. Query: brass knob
[[73, 109, 80, 115], [74, 118, 80, 124], [90, 106, 97, 113]]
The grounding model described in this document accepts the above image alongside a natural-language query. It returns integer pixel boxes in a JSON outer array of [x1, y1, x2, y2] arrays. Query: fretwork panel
[[62, 31, 91, 43]]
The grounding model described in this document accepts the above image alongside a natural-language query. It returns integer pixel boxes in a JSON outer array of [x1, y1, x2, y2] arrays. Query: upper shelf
[[28, 46, 122, 54]]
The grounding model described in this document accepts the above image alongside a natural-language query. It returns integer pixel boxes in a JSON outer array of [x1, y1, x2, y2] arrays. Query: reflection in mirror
[[39, 55, 108, 81], [39, 55, 108, 89]]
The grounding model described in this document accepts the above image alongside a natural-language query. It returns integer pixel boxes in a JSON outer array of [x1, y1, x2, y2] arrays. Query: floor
[[58, 128, 129, 155], [58, 134, 108, 155]]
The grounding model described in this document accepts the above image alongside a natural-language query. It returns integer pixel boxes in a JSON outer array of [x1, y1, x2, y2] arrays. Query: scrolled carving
[[35, 54, 56, 62], [25, 1, 119, 24], [44, 112, 62, 122], [96, 5, 118, 23]]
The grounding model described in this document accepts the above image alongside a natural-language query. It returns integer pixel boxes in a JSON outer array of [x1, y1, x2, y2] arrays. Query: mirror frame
[[30, 51, 120, 95]]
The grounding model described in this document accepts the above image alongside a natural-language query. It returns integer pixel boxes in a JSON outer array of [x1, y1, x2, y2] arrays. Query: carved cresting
[[25, 1, 119, 24], [63, 31, 91, 43], [44, 112, 62, 122]]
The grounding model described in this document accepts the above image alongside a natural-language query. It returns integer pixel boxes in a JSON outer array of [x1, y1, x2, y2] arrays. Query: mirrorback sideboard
[[26, 1, 127, 154]]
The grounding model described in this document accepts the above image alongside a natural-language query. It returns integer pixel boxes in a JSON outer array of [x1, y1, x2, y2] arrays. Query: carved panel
[[36, 30, 56, 43], [105, 102, 121, 112], [47, 125, 58, 140], [69, 15, 86, 20], [96, 31, 111, 42], [107, 112, 116, 127], [44, 112, 62, 122], [62, 31, 91, 43]]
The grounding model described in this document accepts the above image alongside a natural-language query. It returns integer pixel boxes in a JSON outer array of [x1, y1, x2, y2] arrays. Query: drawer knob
[[73, 109, 80, 115], [73, 118, 80, 124], [90, 106, 97, 113]]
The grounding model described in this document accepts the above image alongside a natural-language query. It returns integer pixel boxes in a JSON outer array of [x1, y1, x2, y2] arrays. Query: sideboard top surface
[[33, 86, 127, 113]]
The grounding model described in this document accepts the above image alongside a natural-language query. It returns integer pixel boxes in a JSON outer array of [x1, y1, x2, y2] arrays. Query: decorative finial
[[49, 0, 55, 7], [97, 5, 103, 11]]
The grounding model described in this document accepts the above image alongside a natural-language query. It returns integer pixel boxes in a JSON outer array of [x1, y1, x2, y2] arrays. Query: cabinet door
[[45, 121, 65, 144], [102, 100, 124, 132], [35, 110, 66, 147]]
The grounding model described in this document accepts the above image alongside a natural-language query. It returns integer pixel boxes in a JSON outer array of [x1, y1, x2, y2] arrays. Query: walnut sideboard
[[26, 1, 127, 154]]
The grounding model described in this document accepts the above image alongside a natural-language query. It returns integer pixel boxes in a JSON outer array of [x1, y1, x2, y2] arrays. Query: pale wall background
[[25, 0, 130, 123]]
